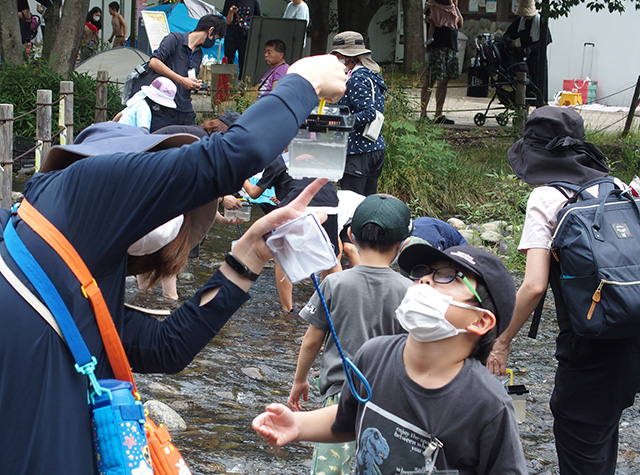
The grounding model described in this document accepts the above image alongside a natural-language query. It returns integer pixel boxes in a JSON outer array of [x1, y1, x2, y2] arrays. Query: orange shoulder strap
[[17, 199, 137, 394]]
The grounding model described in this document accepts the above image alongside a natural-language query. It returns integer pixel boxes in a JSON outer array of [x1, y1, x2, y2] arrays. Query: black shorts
[[322, 214, 340, 257]]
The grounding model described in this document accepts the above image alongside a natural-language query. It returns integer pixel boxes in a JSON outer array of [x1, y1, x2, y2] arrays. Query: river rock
[[497, 239, 516, 255], [447, 217, 466, 230], [179, 272, 194, 282], [480, 230, 502, 244], [241, 366, 265, 380], [482, 220, 508, 234], [144, 400, 187, 432], [460, 229, 482, 246]]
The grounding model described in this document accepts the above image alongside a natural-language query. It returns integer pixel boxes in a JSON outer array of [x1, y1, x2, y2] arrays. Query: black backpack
[[549, 176, 640, 339]]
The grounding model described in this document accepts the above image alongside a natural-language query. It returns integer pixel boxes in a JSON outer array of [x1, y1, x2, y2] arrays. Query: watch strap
[[225, 252, 260, 281]]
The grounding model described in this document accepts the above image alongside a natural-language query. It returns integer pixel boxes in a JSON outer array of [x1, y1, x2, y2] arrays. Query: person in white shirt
[[283, 0, 309, 47]]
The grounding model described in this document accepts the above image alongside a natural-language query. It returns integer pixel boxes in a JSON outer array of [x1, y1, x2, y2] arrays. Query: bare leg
[[275, 261, 293, 313], [136, 273, 152, 291], [435, 80, 449, 118], [420, 76, 436, 118], [161, 275, 178, 301]]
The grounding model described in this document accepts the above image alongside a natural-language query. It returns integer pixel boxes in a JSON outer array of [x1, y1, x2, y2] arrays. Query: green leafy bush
[[0, 60, 122, 139]]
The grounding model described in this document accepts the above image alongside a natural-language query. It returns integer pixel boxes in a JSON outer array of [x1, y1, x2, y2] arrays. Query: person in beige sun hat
[[329, 31, 387, 197]]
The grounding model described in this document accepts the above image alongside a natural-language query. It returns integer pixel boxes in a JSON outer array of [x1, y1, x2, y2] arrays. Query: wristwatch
[[224, 252, 260, 281]]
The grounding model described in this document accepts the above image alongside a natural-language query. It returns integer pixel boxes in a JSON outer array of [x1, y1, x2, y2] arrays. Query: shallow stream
[[12, 174, 640, 474], [127, 207, 640, 475]]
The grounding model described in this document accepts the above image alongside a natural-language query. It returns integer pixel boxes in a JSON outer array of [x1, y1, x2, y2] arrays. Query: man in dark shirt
[[222, 0, 262, 78], [148, 14, 227, 131]]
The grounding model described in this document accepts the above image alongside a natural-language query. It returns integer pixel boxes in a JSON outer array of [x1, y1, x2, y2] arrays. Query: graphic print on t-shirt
[[355, 402, 458, 474]]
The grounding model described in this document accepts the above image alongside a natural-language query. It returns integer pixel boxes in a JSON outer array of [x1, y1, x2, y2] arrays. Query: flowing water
[[127, 210, 640, 475], [12, 175, 640, 473]]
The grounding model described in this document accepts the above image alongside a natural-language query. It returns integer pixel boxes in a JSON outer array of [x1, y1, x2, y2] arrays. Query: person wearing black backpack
[[486, 107, 640, 474]]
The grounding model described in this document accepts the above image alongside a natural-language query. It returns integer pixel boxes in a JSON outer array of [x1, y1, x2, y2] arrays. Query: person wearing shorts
[[420, 0, 463, 125]]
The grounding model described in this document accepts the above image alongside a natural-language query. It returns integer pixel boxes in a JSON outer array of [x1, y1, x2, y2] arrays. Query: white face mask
[[93, 15, 101, 22], [395, 284, 483, 342]]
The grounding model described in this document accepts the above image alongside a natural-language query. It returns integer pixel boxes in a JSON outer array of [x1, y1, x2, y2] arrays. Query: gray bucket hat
[[41, 121, 216, 253], [329, 31, 380, 73]]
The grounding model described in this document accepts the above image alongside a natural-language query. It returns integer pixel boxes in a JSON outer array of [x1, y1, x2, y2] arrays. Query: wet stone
[[241, 366, 265, 381], [144, 400, 187, 432]]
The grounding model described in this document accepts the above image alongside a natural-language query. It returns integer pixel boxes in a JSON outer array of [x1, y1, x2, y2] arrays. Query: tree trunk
[[0, 0, 25, 65], [337, 0, 384, 46], [402, 0, 425, 74], [309, 0, 332, 56], [41, 0, 64, 62], [48, 0, 90, 76]]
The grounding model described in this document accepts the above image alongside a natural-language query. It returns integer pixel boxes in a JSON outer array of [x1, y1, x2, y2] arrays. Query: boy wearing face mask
[[254, 244, 527, 474], [288, 193, 413, 474]]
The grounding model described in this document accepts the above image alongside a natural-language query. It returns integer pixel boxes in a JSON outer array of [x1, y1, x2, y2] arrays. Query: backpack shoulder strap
[[579, 176, 617, 199]]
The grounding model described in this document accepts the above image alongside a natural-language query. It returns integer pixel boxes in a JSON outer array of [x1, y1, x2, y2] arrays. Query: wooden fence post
[[60, 81, 74, 144], [36, 89, 52, 172], [0, 104, 13, 209], [95, 71, 108, 123], [513, 71, 527, 135], [622, 75, 640, 138]]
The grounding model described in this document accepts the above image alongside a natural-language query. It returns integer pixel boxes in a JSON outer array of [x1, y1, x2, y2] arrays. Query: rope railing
[[2, 143, 39, 166], [0, 104, 45, 123], [0, 80, 77, 209]]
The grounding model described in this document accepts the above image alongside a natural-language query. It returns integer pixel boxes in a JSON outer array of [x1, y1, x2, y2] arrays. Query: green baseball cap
[[351, 194, 413, 244]]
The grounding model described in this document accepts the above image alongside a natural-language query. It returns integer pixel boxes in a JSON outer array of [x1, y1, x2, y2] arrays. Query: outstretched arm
[[288, 324, 326, 411], [243, 180, 266, 199], [487, 248, 550, 375], [252, 403, 353, 447], [124, 180, 330, 373]]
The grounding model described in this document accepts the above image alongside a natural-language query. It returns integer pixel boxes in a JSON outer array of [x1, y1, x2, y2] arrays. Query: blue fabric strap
[[3, 219, 94, 367]]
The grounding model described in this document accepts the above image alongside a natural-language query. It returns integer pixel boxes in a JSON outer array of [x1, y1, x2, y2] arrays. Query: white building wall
[[548, 2, 640, 107]]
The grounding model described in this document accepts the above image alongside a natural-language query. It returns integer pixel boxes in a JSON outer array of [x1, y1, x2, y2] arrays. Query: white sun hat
[[141, 77, 178, 109]]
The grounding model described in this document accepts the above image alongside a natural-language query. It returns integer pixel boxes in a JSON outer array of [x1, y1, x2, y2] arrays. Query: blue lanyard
[[310, 274, 372, 403], [3, 217, 104, 393]]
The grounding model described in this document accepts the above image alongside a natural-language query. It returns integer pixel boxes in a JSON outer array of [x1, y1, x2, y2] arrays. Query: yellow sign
[[141, 11, 170, 52]]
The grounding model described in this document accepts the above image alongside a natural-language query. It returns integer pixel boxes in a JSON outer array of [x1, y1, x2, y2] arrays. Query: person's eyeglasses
[[408, 265, 482, 303]]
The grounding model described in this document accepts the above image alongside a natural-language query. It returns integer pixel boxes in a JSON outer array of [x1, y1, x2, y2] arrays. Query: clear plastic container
[[224, 202, 252, 222], [288, 105, 354, 180], [507, 385, 529, 423]]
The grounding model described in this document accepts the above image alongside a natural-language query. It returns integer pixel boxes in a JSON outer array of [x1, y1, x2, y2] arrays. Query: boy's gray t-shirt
[[333, 335, 528, 474], [299, 265, 411, 398]]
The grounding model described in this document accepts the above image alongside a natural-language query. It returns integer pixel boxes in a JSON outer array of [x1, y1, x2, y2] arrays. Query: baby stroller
[[471, 33, 537, 127]]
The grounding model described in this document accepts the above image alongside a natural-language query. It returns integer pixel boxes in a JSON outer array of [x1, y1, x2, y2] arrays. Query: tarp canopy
[[74, 47, 150, 87], [147, 1, 225, 61]]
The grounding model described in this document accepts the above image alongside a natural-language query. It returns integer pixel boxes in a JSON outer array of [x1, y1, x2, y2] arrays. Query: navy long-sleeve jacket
[[339, 66, 387, 154], [0, 73, 317, 475]]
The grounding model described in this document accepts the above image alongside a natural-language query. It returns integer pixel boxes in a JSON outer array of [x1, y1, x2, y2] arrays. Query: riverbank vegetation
[[0, 60, 122, 137], [379, 82, 639, 270]]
